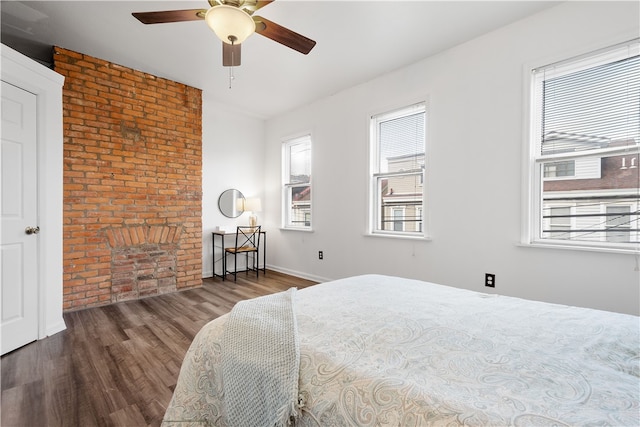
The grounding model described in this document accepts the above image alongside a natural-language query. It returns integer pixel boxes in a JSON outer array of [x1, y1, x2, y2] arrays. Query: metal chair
[[224, 226, 261, 281]]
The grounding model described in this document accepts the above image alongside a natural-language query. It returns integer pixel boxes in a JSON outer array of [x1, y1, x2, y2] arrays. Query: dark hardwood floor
[[1, 271, 317, 427]]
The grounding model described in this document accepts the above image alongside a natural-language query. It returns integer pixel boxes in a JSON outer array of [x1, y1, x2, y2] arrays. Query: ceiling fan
[[132, 0, 316, 67]]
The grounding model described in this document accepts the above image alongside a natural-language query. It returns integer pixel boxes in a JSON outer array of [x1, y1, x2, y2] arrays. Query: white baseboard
[[202, 265, 331, 284], [265, 264, 331, 284], [43, 319, 67, 338]]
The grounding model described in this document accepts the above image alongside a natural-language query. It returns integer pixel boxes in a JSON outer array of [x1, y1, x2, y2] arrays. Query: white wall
[[262, 2, 640, 315], [201, 93, 265, 277]]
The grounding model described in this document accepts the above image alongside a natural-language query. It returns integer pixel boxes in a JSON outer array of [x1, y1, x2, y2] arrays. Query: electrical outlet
[[318, 251, 323, 260], [485, 273, 495, 288]]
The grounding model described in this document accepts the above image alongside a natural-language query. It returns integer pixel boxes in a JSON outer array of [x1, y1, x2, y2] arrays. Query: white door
[[1, 80, 39, 355]]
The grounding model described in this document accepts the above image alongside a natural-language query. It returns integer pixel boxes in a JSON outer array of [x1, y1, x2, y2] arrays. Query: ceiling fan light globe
[[205, 5, 256, 44]]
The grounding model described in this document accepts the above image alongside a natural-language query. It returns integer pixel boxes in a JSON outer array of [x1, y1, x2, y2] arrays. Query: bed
[[162, 274, 639, 426]]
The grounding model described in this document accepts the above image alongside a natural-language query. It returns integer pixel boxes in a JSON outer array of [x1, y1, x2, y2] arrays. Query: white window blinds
[[378, 110, 425, 172], [535, 41, 640, 156]]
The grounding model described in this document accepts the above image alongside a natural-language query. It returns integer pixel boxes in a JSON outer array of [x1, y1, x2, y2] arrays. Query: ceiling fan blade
[[254, 1, 275, 12], [240, 1, 275, 15], [132, 9, 206, 24], [253, 16, 316, 55], [223, 42, 241, 67]]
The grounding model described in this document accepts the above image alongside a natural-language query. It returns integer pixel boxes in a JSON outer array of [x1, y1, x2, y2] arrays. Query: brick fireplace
[[107, 226, 181, 301], [55, 47, 203, 310]]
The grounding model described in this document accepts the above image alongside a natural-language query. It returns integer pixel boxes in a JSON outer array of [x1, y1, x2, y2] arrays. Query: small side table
[[212, 230, 266, 280]]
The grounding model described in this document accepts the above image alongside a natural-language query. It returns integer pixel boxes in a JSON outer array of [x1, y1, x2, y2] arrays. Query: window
[[282, 135, 311, 230], [392, 208, 405, 232], [607, 205, 631, 243], [370, 102, 426, 236], [543, 206, 572, 240], [543, 161, 575, 178], [527, 40, 640, 250]]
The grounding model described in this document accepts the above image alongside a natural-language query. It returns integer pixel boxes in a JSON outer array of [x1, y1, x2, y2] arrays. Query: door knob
[[25, 226, 40, 235]]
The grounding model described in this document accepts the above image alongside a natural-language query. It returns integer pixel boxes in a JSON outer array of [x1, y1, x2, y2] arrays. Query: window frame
[[522, 40, 640, 254], [368, 101, 428, 238], [282, 134, 312, 231]]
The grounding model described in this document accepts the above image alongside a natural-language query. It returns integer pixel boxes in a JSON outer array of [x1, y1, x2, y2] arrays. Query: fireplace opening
[[106, 226, 181, 302]]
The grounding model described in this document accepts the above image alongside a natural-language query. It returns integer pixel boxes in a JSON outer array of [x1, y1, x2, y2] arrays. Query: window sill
[[280, 227, 314, 233], [365, 232, 432, 242], [518, 241, 640, 255]]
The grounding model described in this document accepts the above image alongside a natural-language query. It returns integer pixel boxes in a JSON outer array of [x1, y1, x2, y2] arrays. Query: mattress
[[163, 274, 640, 426]]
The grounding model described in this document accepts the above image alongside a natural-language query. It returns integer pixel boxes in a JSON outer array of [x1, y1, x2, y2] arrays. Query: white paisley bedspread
[[163, 274, 640, 426]]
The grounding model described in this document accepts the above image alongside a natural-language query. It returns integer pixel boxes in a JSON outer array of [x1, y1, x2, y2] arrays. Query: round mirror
[[218, 189, 245, 218]]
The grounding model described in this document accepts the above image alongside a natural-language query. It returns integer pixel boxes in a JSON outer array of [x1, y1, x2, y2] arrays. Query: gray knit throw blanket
[[221, 288, 300, 427]]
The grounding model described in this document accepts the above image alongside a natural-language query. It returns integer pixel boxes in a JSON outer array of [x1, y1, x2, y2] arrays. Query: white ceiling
[[1, 1, 559, 119]]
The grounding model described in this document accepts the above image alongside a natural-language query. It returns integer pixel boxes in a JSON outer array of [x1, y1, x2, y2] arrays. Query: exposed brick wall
[[54, 47, 202, 311]]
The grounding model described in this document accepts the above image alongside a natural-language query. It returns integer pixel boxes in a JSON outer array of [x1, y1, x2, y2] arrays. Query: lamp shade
[[205, 5, 256, 45], [244, 197, 262, 212]]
